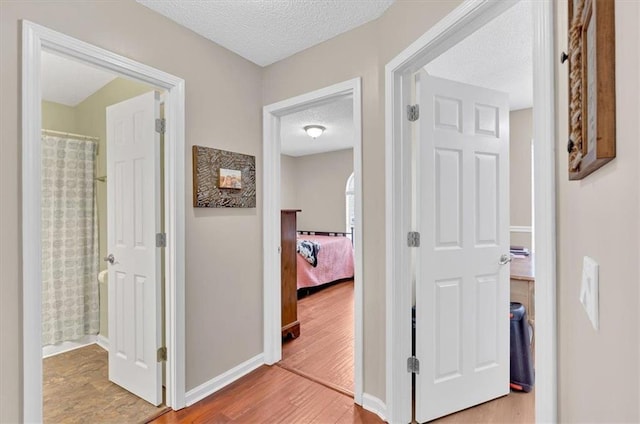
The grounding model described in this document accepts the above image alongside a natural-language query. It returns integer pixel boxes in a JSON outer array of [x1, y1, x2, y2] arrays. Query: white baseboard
[[510, 225, 533, 233], [185, 353, 264, 406], [362, 393, 387, 422], [96, 334, 109, 351], [42, 335, 98, 358]]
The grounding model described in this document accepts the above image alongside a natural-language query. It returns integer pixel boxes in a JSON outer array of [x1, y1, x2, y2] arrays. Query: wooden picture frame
[[567, 0, 616, 180], [192, 146, 256, 208]]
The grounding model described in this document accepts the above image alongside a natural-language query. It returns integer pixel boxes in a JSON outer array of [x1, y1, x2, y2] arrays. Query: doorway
[[39, 50, 169, 421], [384, 1, 556, 423], [22, 21, 186, 422], [262, 78, 364, 403], [277, 94, 357, 395]]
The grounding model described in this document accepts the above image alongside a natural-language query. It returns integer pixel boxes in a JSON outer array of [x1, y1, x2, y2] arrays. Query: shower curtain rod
[[42, 129, 100, 141]]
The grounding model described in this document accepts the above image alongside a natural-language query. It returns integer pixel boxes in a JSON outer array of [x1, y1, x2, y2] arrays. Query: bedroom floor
[[280, 280, 354, 395], [43, 344, 169, 423]]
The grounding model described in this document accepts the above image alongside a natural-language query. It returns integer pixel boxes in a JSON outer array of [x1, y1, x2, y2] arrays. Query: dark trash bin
[[510, 302, 534, 392]]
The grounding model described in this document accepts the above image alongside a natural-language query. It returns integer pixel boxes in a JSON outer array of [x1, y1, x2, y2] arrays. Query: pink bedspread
[[296, 235, 354, 289]]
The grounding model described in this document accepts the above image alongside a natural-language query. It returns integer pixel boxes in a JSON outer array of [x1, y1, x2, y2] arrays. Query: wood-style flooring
[[430, 389, 534, 423], [152, 278, 533, 423], [151, 365, 381, 424], [280, 280, 354, 395], [43, 343, 169, 424]]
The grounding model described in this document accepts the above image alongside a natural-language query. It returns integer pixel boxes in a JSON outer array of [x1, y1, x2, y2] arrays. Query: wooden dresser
[[510, 253, 535, 329], [281, 209, 301, 339]]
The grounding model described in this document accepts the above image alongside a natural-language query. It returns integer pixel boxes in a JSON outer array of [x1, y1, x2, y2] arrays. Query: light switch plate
[[580, 256, 599, 330]]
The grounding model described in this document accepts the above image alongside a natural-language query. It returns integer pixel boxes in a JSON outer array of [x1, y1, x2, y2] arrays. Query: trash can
[[510, 302, 534, 392]]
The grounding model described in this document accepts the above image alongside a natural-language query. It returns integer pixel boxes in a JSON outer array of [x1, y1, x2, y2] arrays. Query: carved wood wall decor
[[567, 0, 616, 180], [192, 146, 256, 208]]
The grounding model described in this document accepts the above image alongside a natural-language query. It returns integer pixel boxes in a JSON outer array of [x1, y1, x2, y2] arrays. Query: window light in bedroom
[[303, 125, 326, 139]]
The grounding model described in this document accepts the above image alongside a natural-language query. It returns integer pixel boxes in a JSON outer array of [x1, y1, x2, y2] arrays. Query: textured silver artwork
[[192, 146, 256, 208]]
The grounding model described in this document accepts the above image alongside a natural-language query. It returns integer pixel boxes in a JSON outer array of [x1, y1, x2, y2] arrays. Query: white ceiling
[[280, 95, 353, 157], [425, 0, 533, 111], [41, 51, 118, 107], [136, 0, 395, 67]]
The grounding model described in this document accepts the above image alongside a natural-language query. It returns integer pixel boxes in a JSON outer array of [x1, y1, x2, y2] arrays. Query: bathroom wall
[[42, 101, 77, 132]]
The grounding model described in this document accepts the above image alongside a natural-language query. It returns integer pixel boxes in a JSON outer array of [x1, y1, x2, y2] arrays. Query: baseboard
[[362, 393, 387, 422], [96, 334, 109, 351], [42, 335, 98, 358], [185, 353, 264, 406]]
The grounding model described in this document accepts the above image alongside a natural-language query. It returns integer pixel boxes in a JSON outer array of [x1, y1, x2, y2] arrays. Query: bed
[[296, 231, 354, 290]]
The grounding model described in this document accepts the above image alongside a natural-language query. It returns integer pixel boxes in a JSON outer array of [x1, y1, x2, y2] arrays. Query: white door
[[106, 91, 162, 405], [415, 73, 510, 422]]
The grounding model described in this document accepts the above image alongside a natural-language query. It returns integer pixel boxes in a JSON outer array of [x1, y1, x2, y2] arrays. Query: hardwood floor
[[430, 389, 535, 423], [151, 365, 381, 424], [43, 344, 169, 424], [280, 280, 354, 395], [152, 278, 533, 424]]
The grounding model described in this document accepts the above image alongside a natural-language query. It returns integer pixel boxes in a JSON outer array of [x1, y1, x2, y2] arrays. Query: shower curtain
[[41, 134, 100, 346]]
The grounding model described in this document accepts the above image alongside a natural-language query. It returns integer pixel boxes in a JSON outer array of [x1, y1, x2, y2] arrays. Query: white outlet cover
[[580, 256, 599, 330]]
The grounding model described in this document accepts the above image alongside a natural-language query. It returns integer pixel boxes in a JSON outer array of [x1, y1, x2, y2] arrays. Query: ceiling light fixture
[[304, 125, 326, 139]]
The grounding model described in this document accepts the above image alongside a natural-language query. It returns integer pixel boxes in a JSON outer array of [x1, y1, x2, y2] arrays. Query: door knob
[[499, 254, 512, 265], [104, 254, 115, 264]]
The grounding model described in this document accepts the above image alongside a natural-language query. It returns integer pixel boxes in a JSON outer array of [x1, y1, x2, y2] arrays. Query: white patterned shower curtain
[[41, 134, 100, 346]]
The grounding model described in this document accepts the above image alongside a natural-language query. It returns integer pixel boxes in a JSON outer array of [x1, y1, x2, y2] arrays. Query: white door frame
[[384, 1, 556, 423], [22, 20, 186, 422], [262, 78, 363, 404]]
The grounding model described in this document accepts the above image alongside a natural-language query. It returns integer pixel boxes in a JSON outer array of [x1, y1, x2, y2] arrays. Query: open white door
[[415, 73, 510, 422], [106, 91, 162, 405]]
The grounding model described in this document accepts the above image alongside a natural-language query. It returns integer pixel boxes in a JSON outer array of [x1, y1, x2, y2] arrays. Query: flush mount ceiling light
[[303, 125, 326, 139]]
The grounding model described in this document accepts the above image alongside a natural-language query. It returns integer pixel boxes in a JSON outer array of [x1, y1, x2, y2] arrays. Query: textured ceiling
[[425, 0, 533, 110], [280, 95, 353, 157], [136, 0, 395, 66], [41, 51, 118, 106]]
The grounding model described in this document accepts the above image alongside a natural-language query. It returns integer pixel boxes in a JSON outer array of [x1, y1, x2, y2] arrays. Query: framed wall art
[[192, 146, 256, 208], [566, 0, 616, 180]]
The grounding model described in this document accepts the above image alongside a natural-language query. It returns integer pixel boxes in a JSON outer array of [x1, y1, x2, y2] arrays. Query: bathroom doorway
[[39, 50, 168, 423], [22, 22, 186, 422]]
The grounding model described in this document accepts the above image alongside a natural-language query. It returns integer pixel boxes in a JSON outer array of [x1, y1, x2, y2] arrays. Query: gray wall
[[509, 108, 533, 250], [280, 154, 298, 210], [555, 1, 640, 421], [281, 149, 353, 233], [1, 2, 262, 421], [2, 0, 639, 422], [263, 0, 468, 401]]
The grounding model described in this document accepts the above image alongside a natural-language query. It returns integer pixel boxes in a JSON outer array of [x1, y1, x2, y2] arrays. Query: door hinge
[[157, 346, 167, 362], [156, 232, 167, 248], [407, 231, 420, 247], [155, 118, 166, 134], [407, 104, 419, 122], [407, 356, 420, 374]]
